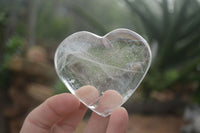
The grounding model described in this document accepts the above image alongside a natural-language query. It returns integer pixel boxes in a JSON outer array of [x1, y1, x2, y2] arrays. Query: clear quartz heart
[[54, 28, 152, 117]]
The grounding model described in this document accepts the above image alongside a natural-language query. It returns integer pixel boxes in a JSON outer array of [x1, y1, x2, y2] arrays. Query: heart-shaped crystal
[[54, 28, 152, 117]]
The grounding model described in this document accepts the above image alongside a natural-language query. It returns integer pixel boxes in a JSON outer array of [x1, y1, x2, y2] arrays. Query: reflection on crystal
[[55, 29, 152, 117]]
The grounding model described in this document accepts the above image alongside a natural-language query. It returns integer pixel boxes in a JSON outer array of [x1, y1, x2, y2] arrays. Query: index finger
[[20, 93, 80, 133]]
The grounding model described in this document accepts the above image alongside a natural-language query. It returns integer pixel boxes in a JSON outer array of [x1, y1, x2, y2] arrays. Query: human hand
[[20, 92, 128, 133]]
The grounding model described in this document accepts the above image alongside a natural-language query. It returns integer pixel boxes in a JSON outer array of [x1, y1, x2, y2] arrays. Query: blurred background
[[0, 0, 200, 132]]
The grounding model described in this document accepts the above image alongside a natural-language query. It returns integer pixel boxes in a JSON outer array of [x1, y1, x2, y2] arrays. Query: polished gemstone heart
[[54, 29, 152, 117]]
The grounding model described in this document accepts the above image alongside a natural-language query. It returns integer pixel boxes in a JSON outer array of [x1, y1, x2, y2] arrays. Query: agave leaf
[[159, 0, 170, 38], [68, 5, 107, 34], [179, 10, 200, 39], [156, 0, 191, 68], [124, 0, 162, 41], [125, 0, 200, 92]]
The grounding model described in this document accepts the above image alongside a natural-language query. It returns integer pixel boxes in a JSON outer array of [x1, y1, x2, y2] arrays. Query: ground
[[75, 114, 185, 133]]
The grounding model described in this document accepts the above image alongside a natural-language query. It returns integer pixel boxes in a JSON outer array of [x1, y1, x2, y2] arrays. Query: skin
[[95, 90, 123, 114], [20, 91, 129, 133], [75, 85, 99, 106]]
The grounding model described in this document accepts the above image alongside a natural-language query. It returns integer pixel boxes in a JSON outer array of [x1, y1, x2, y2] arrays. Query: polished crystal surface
[[54, 29, 152, 117]]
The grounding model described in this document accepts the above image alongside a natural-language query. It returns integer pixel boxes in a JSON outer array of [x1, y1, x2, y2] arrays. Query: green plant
[[124, 0, 200, 96], [53, 79, 69, 94], [0, 12, 6, 54], [0, 36, 24, 90]]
